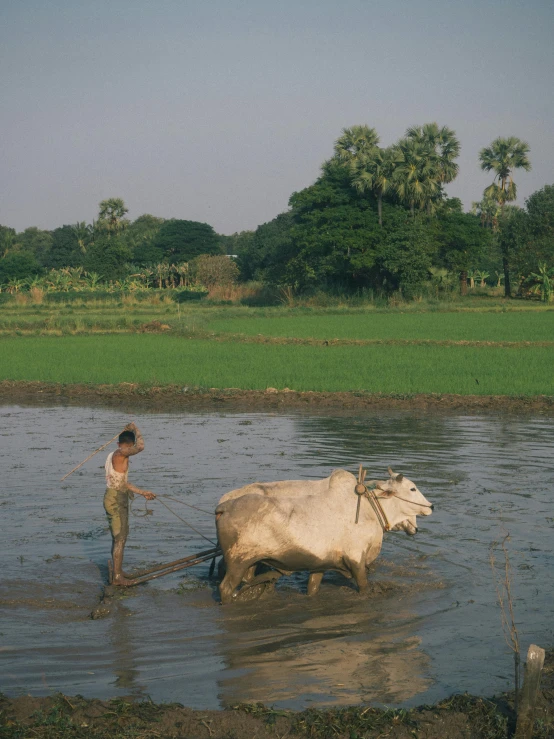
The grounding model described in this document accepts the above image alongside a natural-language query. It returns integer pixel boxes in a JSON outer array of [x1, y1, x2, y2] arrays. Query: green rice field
[[205, 310, 554, 343], [1, 301, 553, 396], [1, 334, 552, 396]]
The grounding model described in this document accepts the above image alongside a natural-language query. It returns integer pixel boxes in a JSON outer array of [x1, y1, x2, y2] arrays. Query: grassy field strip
[[206, 311, 554, 342], [1, 335, 552, 396]]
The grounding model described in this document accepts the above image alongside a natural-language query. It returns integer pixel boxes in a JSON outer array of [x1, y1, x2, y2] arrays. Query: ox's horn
[[387, 466, 394, 477]]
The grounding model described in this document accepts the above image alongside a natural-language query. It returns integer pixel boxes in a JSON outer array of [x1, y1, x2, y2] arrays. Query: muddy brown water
[[0, 405, 553, 710]]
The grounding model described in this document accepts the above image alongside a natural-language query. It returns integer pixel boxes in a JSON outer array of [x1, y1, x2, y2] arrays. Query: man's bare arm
[[120, 422, 145, 457], [125, 481, 156, 500]]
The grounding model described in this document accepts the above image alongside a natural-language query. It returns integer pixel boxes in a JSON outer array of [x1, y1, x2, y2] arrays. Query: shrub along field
[[0, 298, 553, 397]]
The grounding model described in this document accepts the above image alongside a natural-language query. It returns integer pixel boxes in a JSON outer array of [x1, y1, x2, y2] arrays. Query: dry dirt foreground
[[1, 380, 554, 414], [1, 652, 554, 739]]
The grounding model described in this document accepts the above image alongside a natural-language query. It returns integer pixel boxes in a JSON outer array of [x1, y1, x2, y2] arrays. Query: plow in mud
[[107, 546, 222, 587], [106, 547, 284, 601]]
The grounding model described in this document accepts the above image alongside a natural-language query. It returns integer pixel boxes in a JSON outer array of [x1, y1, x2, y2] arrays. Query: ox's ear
[[395, 473, 404, 483]]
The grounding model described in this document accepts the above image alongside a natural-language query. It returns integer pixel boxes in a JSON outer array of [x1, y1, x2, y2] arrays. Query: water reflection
[[109, 602, 148, 696], [217, 584, 431, 706]]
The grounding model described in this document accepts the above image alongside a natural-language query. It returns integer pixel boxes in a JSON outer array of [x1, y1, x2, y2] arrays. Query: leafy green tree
[[378, 211, 439, 297], [47, 225, 82, 269], [280, 164, 384, 290], [153, 219, 222, 262], [500, 185, 554, 288], [219, 230, 255, 258], [0, 225, 16, 258], [122, 214, 165, 265], [525, 184, 554, 260], [236, 216, 293, 281], [15, 227, 53, 266], [437, 212, 492, 294], [479, 137, 531, 296], [85, 236, 132, 280], [0, 252, 41, 283]]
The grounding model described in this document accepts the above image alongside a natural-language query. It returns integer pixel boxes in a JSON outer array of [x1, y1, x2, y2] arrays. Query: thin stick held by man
[[104, 423, 156, 585]]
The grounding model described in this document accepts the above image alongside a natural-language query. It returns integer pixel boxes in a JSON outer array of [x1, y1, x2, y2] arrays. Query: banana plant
[[84, 272, 102, 290], [475, 270, 490, 287], [526, 263, 554, 303], [154, 262, 170, 289], [6, 278, 26, 294]]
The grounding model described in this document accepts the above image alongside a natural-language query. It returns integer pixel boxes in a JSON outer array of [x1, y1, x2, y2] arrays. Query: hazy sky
[[1, 0, 552, 234]]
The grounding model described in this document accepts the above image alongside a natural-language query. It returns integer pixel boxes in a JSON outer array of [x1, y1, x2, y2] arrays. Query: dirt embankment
[[1, 380, 554, 414], [2, 654, 554, 739]]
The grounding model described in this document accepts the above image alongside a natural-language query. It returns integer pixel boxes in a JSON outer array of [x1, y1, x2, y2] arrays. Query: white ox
[[215, 468, 433, 604]]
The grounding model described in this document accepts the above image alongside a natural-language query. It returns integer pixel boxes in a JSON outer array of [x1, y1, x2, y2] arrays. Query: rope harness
[[354, 465, 391, 530], [353, 464, 432, 531]]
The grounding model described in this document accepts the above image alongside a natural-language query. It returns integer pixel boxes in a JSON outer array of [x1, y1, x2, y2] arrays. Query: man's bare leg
[[112, 539, 133, 586]]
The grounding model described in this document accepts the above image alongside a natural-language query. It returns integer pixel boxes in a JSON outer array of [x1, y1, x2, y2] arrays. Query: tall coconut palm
[[350, 146, 401, 226], [406, 123, 460, 185], [479, 136, 531, 206], [333, 125, 380, 164], [479, 136, 531, 296]]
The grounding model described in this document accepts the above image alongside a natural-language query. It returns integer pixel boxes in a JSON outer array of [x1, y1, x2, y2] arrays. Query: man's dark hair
[[118, 430, 136, 445]]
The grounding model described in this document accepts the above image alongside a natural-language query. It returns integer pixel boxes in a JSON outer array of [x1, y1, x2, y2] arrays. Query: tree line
[[0, 198, 225, 286], [1, 124, 553, 299]]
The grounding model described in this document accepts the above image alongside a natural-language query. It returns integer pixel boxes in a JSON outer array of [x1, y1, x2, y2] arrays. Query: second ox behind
[[215, 467, 433, 604]]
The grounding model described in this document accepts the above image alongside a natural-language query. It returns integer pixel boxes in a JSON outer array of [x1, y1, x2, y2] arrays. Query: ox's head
[[375, 467, 433, 536]]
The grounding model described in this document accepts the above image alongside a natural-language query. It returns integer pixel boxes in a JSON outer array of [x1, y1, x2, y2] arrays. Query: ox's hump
[[329, 468, 357, 488]]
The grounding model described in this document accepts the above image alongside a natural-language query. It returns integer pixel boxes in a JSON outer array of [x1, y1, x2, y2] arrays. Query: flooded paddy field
[[0, 405, 553, 711]]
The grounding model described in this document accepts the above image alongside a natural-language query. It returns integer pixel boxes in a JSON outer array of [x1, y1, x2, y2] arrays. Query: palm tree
[[97, 198, 129, 235], [393, 138, 441, 214], [333, 125, 380, 164], [350, 146, 400, 226], [479, 136, 531, 206], [479, 136, 531, 296], [471, 196, 501, 231], [406, 123, 460, 185]]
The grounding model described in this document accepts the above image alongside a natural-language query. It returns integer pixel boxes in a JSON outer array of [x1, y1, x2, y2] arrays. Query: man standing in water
[[104, 422, 156, 586]]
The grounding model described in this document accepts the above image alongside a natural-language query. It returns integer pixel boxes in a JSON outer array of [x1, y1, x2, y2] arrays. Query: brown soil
[[2, 651, 554, 739], [1, 380, 554, 414]]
